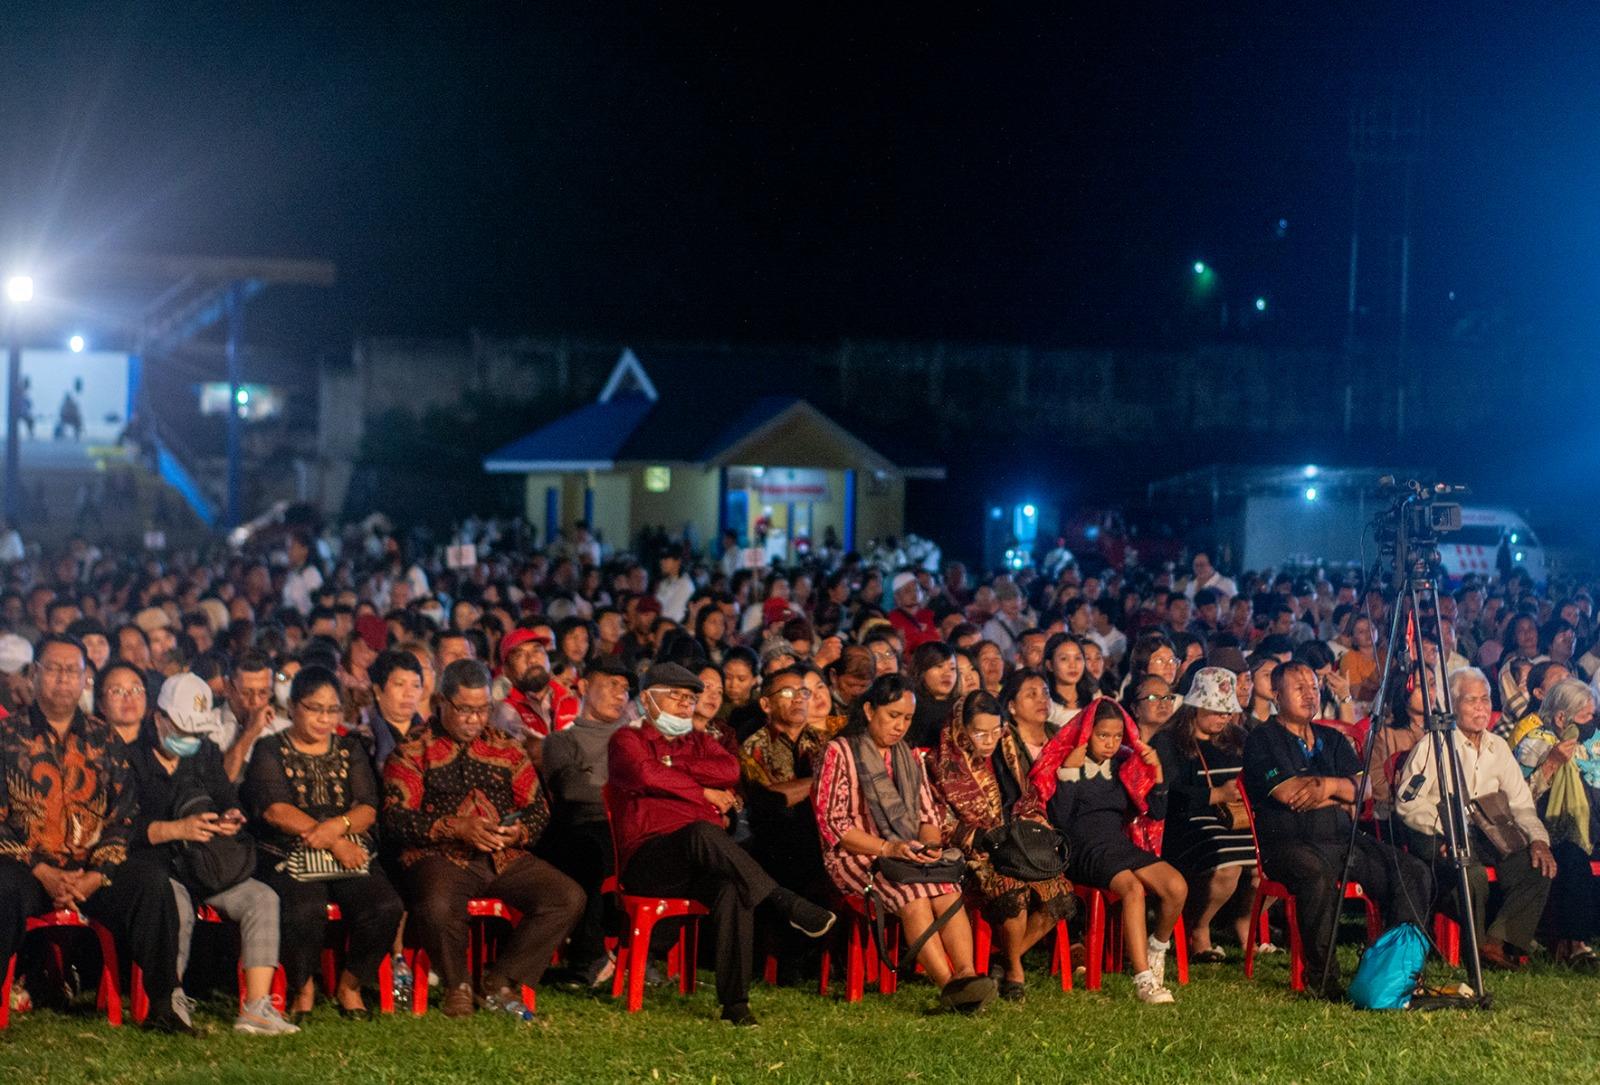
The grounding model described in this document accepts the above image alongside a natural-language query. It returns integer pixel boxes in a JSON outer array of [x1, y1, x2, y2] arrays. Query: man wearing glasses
[[0, 634, 189, 1031], [608, 663, 836, 1026], [384, 659, 584, 1021], [739, 665, 834, 981]]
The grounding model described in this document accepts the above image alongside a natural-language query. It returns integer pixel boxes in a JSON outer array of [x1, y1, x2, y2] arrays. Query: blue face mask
[[162, 733, 203, 759]]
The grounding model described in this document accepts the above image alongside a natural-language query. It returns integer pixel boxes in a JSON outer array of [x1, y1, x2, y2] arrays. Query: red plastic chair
[[1046, 918, 1076, 991], [404, 898, 535, 1015], [0, 910, 130, 1028], [600, 786, 711, 1013], [827, 893, 899, 1001], [318, 903, 396, 1013], [1431, 866, 1497, 967], [195, 904, 289, 1013], [1238, 790, 1381, 991], [1071, 885, 1188, 990]]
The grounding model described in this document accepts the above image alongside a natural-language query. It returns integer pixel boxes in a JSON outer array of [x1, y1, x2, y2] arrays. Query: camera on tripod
[[1376, 478, 1465, 553]]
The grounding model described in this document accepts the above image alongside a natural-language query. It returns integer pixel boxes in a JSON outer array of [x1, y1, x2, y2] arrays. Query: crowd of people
[[2, 519, 1598, 1034]]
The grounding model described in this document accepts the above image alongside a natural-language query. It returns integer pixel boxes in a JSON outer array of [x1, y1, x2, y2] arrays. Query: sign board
[[755, 467, 830, 503]]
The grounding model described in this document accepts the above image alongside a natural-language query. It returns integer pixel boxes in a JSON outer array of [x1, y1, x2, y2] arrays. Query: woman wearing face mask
[[119, 669, 298, 1035]]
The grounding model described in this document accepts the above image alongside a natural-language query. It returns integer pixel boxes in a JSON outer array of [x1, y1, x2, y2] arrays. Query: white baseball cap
[[0, 633, 31, 675], [157, 672, 215, 733]]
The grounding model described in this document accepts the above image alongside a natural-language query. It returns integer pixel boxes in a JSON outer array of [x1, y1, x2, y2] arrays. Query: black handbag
[[985, 819, 1069, 883], [172, 792, 258, 896], [877, 849, 968, 886]]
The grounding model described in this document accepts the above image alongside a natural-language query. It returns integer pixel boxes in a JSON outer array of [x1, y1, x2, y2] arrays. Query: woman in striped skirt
[[1151, 666, 1258, 961]]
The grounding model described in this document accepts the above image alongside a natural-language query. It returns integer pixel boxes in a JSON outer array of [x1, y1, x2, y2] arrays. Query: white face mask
[[647, 690, 693, 737]]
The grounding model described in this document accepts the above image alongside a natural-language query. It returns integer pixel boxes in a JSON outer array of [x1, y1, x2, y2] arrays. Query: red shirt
[[502, 681, 580, 739], [606, 720, 740, 871], [889, 606, 940, 652]]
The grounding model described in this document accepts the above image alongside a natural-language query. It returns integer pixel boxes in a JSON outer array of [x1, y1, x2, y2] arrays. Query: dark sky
[[2, 3, 1598, 353]]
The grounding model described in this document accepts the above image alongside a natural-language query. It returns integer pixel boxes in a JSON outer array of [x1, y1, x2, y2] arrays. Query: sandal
[[1193, 947, 1227, 964], [938, 975, 998, 1013]]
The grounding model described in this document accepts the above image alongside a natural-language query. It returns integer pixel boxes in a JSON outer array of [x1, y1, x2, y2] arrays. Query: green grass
[[4, 952, 1600, 1085]]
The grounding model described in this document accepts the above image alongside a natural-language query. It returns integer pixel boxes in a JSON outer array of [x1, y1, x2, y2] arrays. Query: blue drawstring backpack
[[1348, 923, 1428, 1010]]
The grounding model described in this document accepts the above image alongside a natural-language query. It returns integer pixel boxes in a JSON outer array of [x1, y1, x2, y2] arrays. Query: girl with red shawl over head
[[1029, 698, 1187, 1004]]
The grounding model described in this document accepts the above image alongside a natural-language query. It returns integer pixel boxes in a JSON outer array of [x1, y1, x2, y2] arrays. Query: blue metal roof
[[482, 394, 655, 471]]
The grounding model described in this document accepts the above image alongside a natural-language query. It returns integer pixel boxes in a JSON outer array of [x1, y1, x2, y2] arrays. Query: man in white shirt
[[280, 530, 323, 617], [980, 583, 1031, 664], [1183, 551, 1237, 604], [186, 649, 290, 781], [653, 547, 694, 623], [1396, 666, 1556, 968], [1087, 601, 1128, 669]]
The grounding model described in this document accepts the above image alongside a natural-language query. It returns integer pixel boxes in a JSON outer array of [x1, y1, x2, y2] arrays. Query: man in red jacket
[[607, 663, 835, 1026], [887, 571, 939, 652], [492, 628, 579, 766]]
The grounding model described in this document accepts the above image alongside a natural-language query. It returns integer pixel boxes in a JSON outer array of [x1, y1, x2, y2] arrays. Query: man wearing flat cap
[[608, 662, 836, 1026]]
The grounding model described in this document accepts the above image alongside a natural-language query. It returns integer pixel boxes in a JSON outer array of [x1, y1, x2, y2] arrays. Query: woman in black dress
[[1152, 667, 1257, 962], [244, 665, 404, 1018], [1033, 699, 1187, 1004]]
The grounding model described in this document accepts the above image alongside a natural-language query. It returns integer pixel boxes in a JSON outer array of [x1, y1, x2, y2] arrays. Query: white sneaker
[[235, 996, 300, 1036], [171, 989, 196, 1028], [1147, 936, 1170, 986], [1133, 969, 1175, 1005]]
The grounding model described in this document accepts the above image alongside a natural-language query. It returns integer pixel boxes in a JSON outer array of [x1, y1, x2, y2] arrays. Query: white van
[[1436, 506, 1547, 585]]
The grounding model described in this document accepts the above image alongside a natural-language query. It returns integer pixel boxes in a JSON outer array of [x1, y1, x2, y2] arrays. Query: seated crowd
[[1, 525, 1596, 1032]]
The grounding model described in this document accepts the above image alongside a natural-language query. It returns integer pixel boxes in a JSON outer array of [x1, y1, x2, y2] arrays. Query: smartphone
[[499, 809, 525, 828]]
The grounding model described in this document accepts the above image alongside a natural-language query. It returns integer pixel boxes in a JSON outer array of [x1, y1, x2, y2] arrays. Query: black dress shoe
[[720, 1002, 759, 1027], [142, 1008, 197, 1036]]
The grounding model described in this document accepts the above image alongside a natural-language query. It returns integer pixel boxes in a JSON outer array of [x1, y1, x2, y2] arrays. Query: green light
[[235, 388, 249, 406], [1193, 261, 1207, 275], [1254, 297, 1267, 312]]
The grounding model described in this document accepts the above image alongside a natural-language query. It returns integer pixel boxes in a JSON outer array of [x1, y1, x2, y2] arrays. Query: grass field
[[3, 948, 1599, 1085]]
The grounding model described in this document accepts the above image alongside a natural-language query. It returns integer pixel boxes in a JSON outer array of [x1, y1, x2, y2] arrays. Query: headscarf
[[1025, 696, 1157, 817], [929, 711, 1031, 842]]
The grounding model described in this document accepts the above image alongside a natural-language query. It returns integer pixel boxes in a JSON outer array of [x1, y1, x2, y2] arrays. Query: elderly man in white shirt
[[1396, 666, 1556, 969]]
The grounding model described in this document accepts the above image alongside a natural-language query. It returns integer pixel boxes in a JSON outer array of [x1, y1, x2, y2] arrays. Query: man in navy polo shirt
[[1242, 661, 1432, 998]]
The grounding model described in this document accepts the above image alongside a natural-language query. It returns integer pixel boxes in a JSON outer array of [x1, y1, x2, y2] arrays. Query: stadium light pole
[[3, 274, 33, 527]]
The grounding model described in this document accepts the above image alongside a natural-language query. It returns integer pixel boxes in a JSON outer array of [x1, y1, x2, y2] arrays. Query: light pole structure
[[3, 274, 33, 527]]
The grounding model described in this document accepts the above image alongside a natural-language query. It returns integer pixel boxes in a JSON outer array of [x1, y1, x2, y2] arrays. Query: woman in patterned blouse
[[244, 665, 403, 1020]]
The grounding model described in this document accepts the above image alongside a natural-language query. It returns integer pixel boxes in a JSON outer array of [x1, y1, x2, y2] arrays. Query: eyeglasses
[[771, 687, 813, 702], [1139, 693, 1181, 706], [103, 685, 145, 700], [648, 688, 697, 705], [447, 701, 492, 720], [297, 702, 343, 719], [39, 664, 84, 679]]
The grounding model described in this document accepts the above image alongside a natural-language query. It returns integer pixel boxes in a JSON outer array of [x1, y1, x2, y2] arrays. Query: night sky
[[2, 4, 1598, 353]]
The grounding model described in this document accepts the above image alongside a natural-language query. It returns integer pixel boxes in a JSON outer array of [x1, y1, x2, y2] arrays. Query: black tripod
[[1326, 484, 1488, 1005]]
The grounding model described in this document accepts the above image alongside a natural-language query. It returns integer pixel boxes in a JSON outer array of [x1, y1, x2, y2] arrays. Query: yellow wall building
[[484, 349, 942, 556]]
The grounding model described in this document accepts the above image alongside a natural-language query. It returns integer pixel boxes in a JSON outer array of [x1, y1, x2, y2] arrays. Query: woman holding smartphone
[[116, 668, 299, 1035]]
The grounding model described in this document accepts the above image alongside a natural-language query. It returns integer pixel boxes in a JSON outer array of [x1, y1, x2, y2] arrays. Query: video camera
[[1375, 477, 1466, 568]]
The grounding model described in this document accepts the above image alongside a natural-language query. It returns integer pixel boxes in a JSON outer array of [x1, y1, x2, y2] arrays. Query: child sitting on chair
[[1030, 698, 1188, 1004]]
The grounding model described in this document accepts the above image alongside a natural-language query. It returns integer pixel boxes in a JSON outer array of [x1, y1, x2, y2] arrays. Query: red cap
[[355, 614, 388, 653], [636, 595, 663, 616], [763, 597, 796, 625], [500, 627, 552, 663]]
